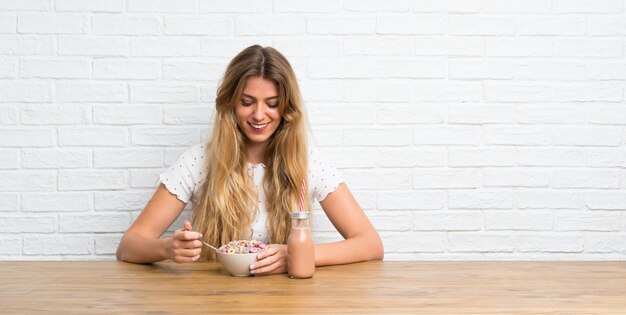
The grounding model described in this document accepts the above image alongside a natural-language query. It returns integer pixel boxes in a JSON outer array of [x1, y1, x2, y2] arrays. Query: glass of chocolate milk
[[287, 211, 315, 279]]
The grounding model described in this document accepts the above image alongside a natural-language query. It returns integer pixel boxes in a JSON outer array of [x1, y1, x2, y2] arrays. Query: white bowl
[[216, 251, 259, 277]]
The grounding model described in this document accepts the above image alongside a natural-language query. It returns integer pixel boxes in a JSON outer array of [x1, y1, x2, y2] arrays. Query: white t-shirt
[[159, 144, 343, 242]]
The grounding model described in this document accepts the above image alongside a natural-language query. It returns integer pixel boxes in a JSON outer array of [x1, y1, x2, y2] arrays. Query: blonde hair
[[193, 45, 310, 261]]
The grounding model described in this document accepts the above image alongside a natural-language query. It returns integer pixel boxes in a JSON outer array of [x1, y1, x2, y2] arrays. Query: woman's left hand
[[249, 244, 287, 276]]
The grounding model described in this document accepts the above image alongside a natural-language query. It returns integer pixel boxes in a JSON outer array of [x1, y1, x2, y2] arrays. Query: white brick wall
[[1, 0, 625, 261]]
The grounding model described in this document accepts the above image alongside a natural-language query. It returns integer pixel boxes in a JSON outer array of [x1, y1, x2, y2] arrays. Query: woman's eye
[[268, 103, 278, 108], [241, 100, 253, 106]]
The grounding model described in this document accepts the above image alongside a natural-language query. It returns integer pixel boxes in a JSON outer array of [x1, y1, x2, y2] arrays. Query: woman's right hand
[[168, 220, 203, 263]]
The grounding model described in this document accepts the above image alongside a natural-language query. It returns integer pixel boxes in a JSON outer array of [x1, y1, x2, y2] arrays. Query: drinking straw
[[298, 178, 306, 227]]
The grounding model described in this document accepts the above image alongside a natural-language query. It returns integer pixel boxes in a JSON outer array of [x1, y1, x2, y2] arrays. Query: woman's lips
[[249, 122, 269, 133]]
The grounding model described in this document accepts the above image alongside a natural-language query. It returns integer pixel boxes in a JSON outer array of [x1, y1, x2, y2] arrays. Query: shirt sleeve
[[309, 148, 344, 202], [159, 144, 207, 204]]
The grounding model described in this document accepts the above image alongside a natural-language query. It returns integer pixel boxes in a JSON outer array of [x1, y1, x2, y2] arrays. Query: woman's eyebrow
[[242, 93, 278, 100]]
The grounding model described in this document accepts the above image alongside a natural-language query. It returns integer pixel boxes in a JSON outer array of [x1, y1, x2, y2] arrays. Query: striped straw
[[299, 178, 306, 212]]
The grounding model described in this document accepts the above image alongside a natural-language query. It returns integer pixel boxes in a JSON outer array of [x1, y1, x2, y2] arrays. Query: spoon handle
[[198, 239, 219, 252]]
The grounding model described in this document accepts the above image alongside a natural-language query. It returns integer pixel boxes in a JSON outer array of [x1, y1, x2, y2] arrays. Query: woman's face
[[235, 76, 282, 147]]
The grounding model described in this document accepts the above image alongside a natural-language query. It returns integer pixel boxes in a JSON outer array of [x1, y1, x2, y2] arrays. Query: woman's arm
[[116, 184, 202, 263], [314, 183, 384, 266]]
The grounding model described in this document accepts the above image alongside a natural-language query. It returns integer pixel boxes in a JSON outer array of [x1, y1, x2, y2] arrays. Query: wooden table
[[1, 261, 625, 314]]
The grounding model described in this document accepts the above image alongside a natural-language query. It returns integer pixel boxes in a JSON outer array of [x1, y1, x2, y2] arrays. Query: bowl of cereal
[[216, 240, 266, 277]]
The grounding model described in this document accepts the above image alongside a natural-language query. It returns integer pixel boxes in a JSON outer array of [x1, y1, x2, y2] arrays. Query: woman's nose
[[252, 104, 264, 120]]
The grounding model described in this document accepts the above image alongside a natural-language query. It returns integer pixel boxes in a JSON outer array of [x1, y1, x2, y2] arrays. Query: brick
[[21, 148, 90, 169], [589, 63, 626, 80], [448, 189, 515, 209], [383, 234, 445, 253], [376, 59, 446, 79], [235, 15, 305, 35], [307, 57, 374, 79], [413, 126, 481, 145], [311, 128, 341, 147], [0, 128, 53, 147], [22, 192, 91, 212], [58, 127, 127, 146], [450, 60, 514, 80], [413, 211, 483, 231], [414, 169, 482, 189], [0, 105, 17, 124], [518, 190, 584, 209], [552, 169, 619, 188], [95, 191, 152, 211], [132, 127, 201, 146], [517, 104, 586, 124], [321, 148, 376, 169], [486, 38, 552, 57], [0, 150, 18, 169], [274, 0, 340, 12], [93, 105, 161, 125], [94, 148, 163, 168], [344, 80, 410, 102], [585, 234, 626, 253], [449, 148, 516, 167], [0, 35, 53, 55], [485, 0, 551, 12], [0, 57, 17, 77], [344, 37, 414, 55], [448, 233, 515, 252], [130, 84, 198, 103], [0, 236, 21, 254], [484, 168, 550, 187], [0, 80, 50, 102], [92, 16, 160, 35], [344, 0, 410, 12], [343, 170, 411, 190], [58, 36, 128, 56], [555, 211, 620, 231], [415, 37, 483, 56], [554, 0, 622, 13], [95, 234, 122, 254], [519, 17, 585, 35], [588, 17, 626, 36], [555, 39, 623, 57], [59, 170, 128, 191], [555, 84, 623, 102], [449, 16, 515, 35], [516, 234, 584, 253], [60, 213, 130, 232], [553, 127, 622, 146], [93, 59, 160, 79], [272, 38, 341, 57], [299, 80, 343, 102], [130, 169, 162, 188], [343, 128, 412, 146], [163, 61, 223, 80], [56, 0, 124, 12], [199, 0, 272, 13], [307, 103, 376, 125], [588, 149, 626, 167], [24, 236, 91, 255], [56, 81, 127, 102], [517, 62, 586, 80], [370, 215, 413, 231], [0, 0, 49, 11], [0, 215, 55, 232], [377, 148, 446, 167], [378, 15, 445, 35], [377, 191, 446, 210], [412, 0, 482, 13], [165, 16, 233, 36], [485, 84, 552, 103], [485, 210, 553, 231], [0, 16, 16, 33], [20, 58, 91, 79], [518, 148, 586, 167], [585, 191, 626, 210], [131, 37, 199, 57], [18, 13, 88, 34], [0, 193, 19, 211], [412, 82, 482, 102], [163, 106, 211, 125], [449, 104, 516, 124], [20, 104, 89, 124], [128, 0, 195, 13]]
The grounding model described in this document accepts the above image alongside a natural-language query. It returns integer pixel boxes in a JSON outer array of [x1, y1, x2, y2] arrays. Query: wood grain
[[0, 261, 625, 314]]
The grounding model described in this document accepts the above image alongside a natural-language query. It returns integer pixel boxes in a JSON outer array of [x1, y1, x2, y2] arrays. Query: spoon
[[198, 239, 219, 252]]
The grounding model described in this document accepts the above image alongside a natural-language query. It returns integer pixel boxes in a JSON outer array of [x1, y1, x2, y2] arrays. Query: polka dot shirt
[[159, 143, 344, 243]]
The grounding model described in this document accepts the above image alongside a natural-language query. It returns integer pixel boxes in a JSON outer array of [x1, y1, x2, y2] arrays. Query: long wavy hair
[[192, 45, 310, 261]]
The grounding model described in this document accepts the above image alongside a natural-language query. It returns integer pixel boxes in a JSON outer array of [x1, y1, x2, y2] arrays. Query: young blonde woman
[[116, 45, 384, 276]]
